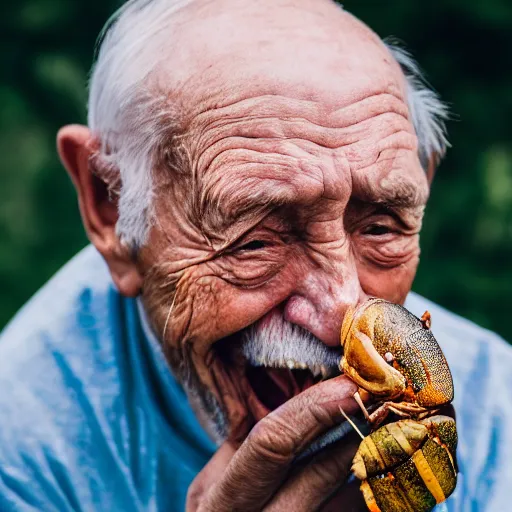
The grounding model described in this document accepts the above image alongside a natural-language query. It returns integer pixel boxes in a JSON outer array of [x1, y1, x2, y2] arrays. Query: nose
[[283, 261, 369, 346]]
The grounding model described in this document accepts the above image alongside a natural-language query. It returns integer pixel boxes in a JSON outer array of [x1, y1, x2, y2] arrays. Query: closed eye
[[237, 240, 268, 251], [363, 224, 394, 236]]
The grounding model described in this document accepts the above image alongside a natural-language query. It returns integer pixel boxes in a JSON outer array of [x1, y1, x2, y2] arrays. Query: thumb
[[264, 431, 363, 511]]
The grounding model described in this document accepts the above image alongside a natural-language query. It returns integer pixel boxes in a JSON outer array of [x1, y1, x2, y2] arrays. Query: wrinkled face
[[135, 0, 430, 442]]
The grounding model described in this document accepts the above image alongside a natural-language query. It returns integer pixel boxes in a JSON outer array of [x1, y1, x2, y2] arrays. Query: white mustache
[[241, 312, 342, 378]]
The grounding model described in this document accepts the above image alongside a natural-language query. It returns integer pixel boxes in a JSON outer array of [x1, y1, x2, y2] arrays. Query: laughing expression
[[134, 1, 430, 443]]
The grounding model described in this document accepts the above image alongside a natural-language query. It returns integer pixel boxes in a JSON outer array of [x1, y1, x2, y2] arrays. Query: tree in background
[[1, 0, 510, 339]]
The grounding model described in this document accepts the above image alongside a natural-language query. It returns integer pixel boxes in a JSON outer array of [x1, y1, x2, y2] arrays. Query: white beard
[[138, 299, 342, 444], [241, 311, 341, 378]]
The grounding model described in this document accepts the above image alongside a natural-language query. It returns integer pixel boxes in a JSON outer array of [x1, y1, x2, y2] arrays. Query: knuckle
[[248, 413, 302, 461], [247, 395, 338, 463], [307, 401, 336, 431]]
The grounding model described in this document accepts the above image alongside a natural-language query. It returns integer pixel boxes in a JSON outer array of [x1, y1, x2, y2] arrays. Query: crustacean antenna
[[339, 406, 365, 441]]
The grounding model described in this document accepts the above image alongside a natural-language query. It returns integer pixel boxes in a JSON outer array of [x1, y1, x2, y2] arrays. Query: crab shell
[[340, 298, 454, 407], [354, 415, 458, 512]]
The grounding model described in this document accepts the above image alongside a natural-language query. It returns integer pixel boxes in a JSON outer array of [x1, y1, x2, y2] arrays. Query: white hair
[[88, 0, 193, 247], [384, 39, 450, 170], [88, 0, 449, 248]]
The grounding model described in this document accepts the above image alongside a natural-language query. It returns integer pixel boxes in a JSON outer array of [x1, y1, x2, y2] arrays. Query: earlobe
[[57, 124, 143, 297], [109, 251, 144, 297]]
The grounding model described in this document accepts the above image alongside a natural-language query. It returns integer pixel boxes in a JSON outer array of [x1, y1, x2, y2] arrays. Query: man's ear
[[57, 124, 143, 297], [426, 153, 438, 186]]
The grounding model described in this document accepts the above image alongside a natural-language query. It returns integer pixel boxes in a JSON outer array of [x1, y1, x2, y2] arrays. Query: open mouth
[[245, 365, 329, 412], [212, 308, 342, 438]]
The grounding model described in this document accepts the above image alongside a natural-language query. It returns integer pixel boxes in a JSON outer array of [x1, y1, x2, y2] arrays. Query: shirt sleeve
[[444, 332, 512, 511]]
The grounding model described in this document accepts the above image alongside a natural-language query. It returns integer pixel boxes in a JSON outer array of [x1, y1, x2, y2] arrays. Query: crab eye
[[384, 352, 394, 364]]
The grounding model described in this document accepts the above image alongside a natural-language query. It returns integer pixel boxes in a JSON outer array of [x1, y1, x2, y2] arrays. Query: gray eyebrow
[[352, 183, 427, 210], [196, 183, 292, 241]]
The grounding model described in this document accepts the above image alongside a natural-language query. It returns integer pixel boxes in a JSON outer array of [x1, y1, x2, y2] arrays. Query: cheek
[[355, 235, 421, 269], [357, 251, 420, 304], [144, 263, 297, 356]]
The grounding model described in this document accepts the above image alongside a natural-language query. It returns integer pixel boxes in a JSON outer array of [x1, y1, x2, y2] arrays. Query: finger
[[321, 477, 367, 512], [264, 431, 362, 511], [186, 442, 237, 511], [202, 376, 364, 511]]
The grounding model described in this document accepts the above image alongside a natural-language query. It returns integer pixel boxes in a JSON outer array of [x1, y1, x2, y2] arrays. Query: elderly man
[[1, 0, 511, 510]]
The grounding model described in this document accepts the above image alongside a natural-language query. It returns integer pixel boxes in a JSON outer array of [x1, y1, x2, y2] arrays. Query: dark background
[[1, 1, 511, 339]]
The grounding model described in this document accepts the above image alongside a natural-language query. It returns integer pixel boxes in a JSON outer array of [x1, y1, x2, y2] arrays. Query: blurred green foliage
[[0, 1, 511, 340]]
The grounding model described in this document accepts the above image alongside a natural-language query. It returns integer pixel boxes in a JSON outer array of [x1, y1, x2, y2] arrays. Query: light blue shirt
[[0, 246, 510, 511]]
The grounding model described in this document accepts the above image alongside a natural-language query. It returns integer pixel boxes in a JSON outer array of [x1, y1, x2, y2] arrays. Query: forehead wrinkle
[[187, 91, 410, 144], [177, 76, 418, 239], [187, 116, 417, 227], [196, 162, 325, 243], [191, 112, 412, 176], [184, 91, 414, 187], [351, 152, 429, 209]]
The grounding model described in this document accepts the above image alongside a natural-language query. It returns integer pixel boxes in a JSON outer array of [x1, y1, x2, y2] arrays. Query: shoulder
[[0, 246, 122, 407], [1, 245, 113, 347], [406, 292, 512, 510], [0, 246, 128, 510], [405, 291, 512, 419], [405, 291, 512, 375]]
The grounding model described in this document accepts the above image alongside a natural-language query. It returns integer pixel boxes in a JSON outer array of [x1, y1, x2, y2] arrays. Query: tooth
[[298, 362, 307, 369], [320, 366, 329, 379], [286, 359, 296, 369]]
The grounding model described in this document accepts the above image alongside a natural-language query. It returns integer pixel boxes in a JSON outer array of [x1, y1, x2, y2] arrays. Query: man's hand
[[186, 376, 368, 511]]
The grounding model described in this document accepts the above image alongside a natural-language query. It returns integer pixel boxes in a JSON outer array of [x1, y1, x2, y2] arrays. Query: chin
[[179, 307, 343, 444]]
